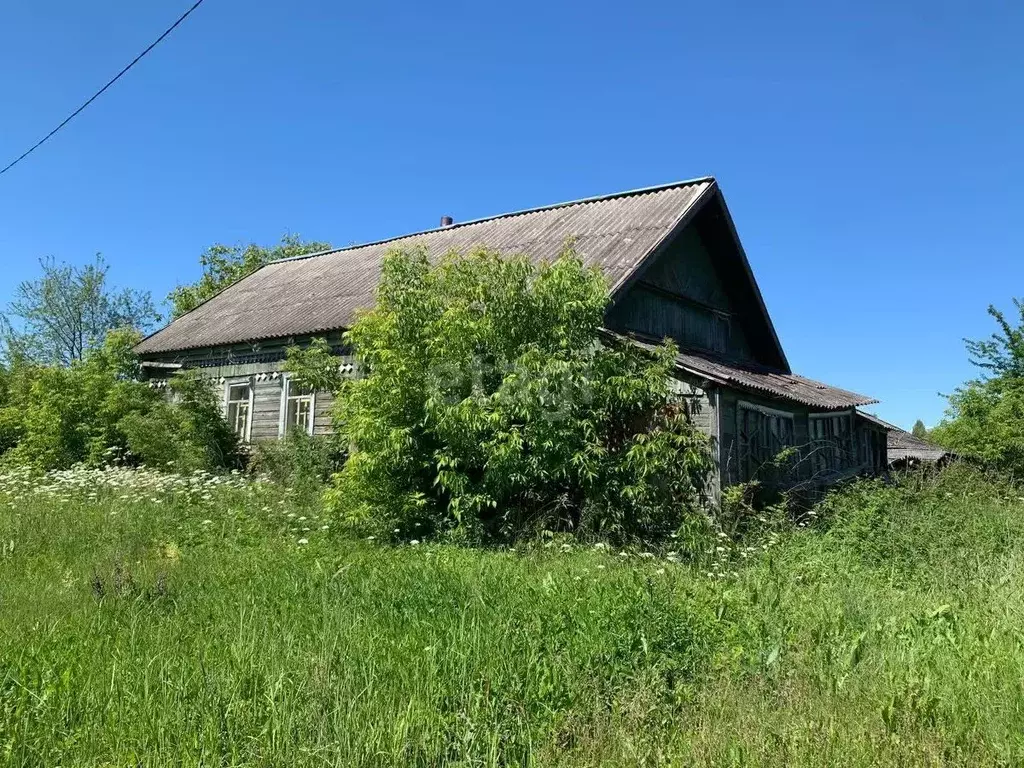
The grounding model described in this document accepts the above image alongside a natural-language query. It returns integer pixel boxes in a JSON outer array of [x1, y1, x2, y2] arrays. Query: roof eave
[[608, 180, 718, 299], [712, 188, 791, 373], [672, 359, 878, 410]]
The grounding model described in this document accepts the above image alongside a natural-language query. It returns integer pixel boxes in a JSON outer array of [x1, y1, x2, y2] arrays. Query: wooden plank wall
[[669, 374, 720, 501], [606, 228, 755, 361], [142, 334, 351, 442], [718, 388, 885, 488]]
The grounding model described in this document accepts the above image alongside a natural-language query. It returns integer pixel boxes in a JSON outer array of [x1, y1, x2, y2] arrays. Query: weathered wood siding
[[606, 227, 755, 361], [142, 335, 350, 441], [669, 373, 721, 501], [717, 388, 885, 489]]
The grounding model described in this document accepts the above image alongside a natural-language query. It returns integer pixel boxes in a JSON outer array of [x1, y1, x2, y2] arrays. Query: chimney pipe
[[440, 215, 454, 227]]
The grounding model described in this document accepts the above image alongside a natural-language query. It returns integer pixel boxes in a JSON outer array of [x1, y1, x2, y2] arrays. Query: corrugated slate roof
[[623, 335, 876, 410], [137, 179, 714, 355], [856, 412, 954, 464], [673, 350, 878, 410], [886, 429, 952, 464]]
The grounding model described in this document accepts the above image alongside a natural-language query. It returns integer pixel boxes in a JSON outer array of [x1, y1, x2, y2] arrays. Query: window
[[737, 402, 795, 482], [225, 381, 252, 441], [281, 378, 315, 436], [810, 412, 853, 475]]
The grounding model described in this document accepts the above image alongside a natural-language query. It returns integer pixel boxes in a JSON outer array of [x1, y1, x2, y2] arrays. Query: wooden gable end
[[605, 191, 788, 371]]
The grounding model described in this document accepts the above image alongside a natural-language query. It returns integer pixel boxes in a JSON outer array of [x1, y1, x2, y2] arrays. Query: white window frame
[[279, 375, 316, 437], [223, 378, 254, 442]]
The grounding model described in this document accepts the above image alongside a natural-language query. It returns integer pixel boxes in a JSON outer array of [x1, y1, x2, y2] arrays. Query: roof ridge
[[268, 176, 716, 266]]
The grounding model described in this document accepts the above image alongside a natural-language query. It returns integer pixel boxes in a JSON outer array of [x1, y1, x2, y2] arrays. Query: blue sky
[[1, 1, 1021, 429]]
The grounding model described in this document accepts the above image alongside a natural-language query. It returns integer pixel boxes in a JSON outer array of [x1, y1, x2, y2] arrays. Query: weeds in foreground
[[0, 464, 1022, 765]]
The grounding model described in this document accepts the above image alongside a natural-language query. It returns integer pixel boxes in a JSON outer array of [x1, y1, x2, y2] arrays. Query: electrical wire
[[0, 0, 207, 177]]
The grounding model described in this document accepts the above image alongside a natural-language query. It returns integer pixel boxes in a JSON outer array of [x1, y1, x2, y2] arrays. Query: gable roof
[[136, 178, 783, 362]]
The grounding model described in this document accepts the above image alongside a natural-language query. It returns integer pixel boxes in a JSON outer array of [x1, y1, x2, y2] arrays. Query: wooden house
[[136, 178, 888, 496]]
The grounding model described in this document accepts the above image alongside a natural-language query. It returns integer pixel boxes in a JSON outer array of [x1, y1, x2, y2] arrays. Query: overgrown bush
[[119, 371, 242, 472], [0, 330, 239, 472], [814, 463, 1019, 575], [326, 246, 714, 545], [0, 329, 156, 468], [248, 430, 346, 506]]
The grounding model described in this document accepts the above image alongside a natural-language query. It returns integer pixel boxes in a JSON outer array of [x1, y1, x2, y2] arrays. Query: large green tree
[[326, 246, 714, 545], [932, 299, 1024, 473], [168, 234, 331, 318], [2, 256, 159, 365]]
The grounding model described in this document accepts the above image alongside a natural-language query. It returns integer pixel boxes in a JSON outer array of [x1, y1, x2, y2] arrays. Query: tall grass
[[1, 464, 1023, 765]]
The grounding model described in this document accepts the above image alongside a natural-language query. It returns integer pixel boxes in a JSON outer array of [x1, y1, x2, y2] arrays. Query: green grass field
[[2, 464, 1023, 766]]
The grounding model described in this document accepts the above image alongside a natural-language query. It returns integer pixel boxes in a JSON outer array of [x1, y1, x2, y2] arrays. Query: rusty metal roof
[[137, 178, 715, 355]]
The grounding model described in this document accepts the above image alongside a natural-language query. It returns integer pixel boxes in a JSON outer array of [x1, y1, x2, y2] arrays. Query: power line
[[0, 0, 207, 177]]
